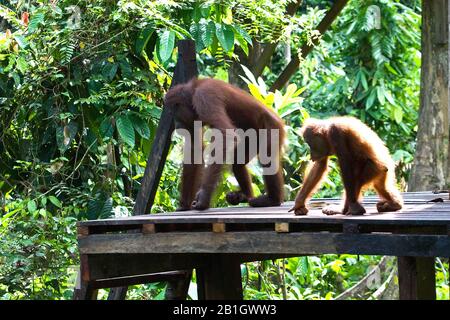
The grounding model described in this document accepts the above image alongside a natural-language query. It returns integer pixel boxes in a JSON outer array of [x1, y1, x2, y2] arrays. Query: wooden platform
[[75, 191, 450, 300]]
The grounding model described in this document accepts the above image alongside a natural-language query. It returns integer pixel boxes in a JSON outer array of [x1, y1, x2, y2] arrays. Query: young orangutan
[[164, 77, 285, 211], [289, 116, 403, 216]]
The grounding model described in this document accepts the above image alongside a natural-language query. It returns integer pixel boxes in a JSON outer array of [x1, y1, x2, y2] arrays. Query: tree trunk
[[408, 0, 449, 192]]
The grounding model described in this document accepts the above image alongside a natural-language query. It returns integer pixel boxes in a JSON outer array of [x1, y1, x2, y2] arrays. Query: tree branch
[[251, 0, 303, 78], [270, 0, 349, 91]]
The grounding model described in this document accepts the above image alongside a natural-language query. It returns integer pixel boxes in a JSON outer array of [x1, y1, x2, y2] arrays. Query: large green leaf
[[129, 114, 151, 139], [99, 117, 114, 140], [201, 21, 215, 47], [215, 23, 234, 52], [87, 194, 113, 220], [48, 196, 62, 208], [232, 24, 251, 44], [158, 30, 175, 62], [116, 114, 135, 148], [28, 12, 45, 33], [135, 26, 155, 56], [189, 23, 204, 51]]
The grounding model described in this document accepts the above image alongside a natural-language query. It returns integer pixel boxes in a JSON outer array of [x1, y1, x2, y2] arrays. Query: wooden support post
[[104, 40, 198, 300], [72, 255, 99, 300], [196, 255, 243, 300], [164, 270, 193, 300], [213, 223, 227, 233], [397, 256, 436, 300], [275, 222, 290, 233], [73, 281, 98, 300], [270, 0, 349, 91]]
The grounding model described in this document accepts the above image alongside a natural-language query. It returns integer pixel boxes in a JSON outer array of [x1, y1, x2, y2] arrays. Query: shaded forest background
[[0, 0, 448, 299]]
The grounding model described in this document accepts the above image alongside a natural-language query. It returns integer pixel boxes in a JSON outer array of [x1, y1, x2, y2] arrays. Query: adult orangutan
[[164, 77, 285, 211], [289, 116, 403, 216]]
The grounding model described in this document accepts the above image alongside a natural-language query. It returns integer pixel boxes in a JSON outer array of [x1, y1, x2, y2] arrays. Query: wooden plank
[[142, 224, 155, 234], [78, 210, 450, 228], [87, 254, 207, 280], [212, 223, 226, 233], [78, 232, 450, 257], [85, 253, 294, 280], [398, 257, 436, 300], [343, 223, 360, 233], [77, 226, 90, 238], [196, 255, 243, 300], [275, 222, 290, 233]]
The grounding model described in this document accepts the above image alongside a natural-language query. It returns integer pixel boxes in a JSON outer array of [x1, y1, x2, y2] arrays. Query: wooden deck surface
[[76, 192, 449, 300], [79, 191, 450, 227]]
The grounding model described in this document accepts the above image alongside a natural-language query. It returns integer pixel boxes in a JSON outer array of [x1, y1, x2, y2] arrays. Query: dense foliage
[[0, 0, 448, 300]]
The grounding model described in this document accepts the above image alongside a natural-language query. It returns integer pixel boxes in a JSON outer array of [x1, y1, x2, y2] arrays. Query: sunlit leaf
[[215, 23, 234, 52], [116, 114, 135, 148], [158, 30, 175, 62]]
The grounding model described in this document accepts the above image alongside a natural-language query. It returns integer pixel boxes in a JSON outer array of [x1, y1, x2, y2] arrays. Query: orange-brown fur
[[290, 116, 403, 216], [165, 77, 286, 211]]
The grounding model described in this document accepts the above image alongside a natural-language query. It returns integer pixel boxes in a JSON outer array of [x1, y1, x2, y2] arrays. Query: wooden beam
[[398, 257, 436, 300], [85, 253, 297, 280], [78, 232, 450, 257], [270, 0, 349, 91]]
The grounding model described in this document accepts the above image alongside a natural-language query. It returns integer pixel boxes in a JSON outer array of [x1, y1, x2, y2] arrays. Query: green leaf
[[215, 23, 234, 52], [297, 257, 309, 275], [27, 200, 37, 213], [365, 89, 377, 109], [393, 107, 404, 123], [200, 4, 211, 17], [16, 57, 28, 73], [14, 35, 28, 49], [189, 23, 204, 51], [28, 12, 45, 33], [202, 21, 215, 47], [88, 194, 114, 220], [234, 30, 249, 56], [100, 117, 114, 140], [360, 69, 368, 91], [102, 63, 118, 81], [232, 25, 251, 44], [192, 4, 202, 22], [116, 114, 135, 148], [49, 196, 62, 208], [158, 30, 175, 63], [129, 114, 151, 139], [135, 26, 155, 56], [377, 86, 386, 105]]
